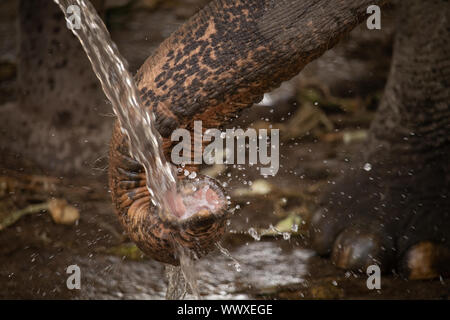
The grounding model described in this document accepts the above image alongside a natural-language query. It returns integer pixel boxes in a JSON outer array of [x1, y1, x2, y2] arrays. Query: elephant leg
[[310, 0, 450, 279]]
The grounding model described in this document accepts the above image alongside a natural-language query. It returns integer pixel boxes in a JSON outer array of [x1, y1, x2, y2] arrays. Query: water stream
[[53, 0, 199, 299]]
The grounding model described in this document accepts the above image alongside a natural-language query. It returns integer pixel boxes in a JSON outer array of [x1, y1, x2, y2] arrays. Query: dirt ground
[[0, 0, 448, 299]]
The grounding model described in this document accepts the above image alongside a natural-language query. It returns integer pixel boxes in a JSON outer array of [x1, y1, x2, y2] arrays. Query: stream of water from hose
[[53, 0, 203, 299]]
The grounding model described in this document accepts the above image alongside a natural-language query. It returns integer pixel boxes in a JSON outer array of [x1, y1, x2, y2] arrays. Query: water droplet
[[216, 243, 242, 273], [247, 227, 261, 241], [363, 163, 372, 171], [188, 171, 197, 179]]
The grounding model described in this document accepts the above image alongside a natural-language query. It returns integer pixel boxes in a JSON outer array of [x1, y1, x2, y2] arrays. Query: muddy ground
[[0, 0, 448, 299]]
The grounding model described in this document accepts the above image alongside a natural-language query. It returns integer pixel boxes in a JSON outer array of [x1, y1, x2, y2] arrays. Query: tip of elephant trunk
[[161, 175, 228, 225]]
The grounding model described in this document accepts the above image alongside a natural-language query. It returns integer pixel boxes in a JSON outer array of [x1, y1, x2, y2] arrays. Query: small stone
[[48, 199, 80, 225]]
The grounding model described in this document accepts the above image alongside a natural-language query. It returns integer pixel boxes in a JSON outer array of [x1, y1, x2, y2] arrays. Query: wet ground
[[0, 0, 449, 299], [1, 136, 448, 299]]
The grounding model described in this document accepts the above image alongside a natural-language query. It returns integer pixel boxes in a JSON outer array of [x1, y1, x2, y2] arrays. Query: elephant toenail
[[332, 229, 392, 271], [401, 241, 450, 280]]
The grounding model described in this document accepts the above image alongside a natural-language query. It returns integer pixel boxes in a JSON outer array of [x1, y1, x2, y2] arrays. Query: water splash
[[179, 248, 201, 299], [165, 265, 188, 300], [165, 246, 201, 300], [247, 227, 261, 241], [53, 0, 177, 210], [216, 243, 242, 273]]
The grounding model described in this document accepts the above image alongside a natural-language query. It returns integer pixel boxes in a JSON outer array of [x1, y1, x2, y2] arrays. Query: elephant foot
[[310, 159, 450, 279]]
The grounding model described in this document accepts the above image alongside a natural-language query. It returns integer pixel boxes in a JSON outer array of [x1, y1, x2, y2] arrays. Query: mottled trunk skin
[[311, 0, 449, 278], [0, 0, 110, 175], [135, 0, 386, 147], [109, 0, 386, 265]]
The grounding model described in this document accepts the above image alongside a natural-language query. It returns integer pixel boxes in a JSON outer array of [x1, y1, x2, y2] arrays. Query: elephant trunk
[[109, 0, 385, 265]]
